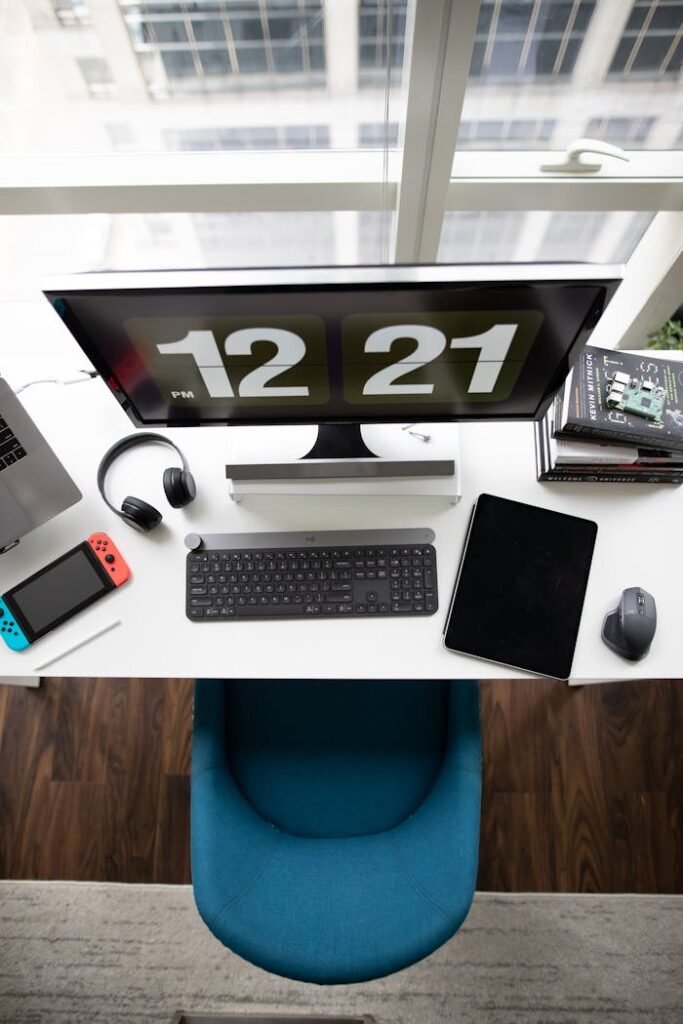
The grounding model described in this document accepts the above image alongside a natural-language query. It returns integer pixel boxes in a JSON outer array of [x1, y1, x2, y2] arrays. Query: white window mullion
[[586, 212, 683, 350], [0, 151, 400, 215], [392, 0, 481, 263]]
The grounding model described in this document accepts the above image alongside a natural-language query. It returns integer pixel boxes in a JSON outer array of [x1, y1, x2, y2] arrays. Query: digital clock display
[[45, 271, 616, 426]]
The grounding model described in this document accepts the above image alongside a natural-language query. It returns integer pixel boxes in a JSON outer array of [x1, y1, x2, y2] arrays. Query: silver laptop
[[0, 377, 82, 553]]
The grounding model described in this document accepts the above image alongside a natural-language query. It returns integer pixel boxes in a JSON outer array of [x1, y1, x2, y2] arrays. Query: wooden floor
[[0, 676, 681, 892]]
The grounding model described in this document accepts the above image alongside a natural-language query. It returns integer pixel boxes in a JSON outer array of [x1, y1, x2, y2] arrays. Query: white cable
[[401, 422, 432, 442], [14, 370, 98, 395]]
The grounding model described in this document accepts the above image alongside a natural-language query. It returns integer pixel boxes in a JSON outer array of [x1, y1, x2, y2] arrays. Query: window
[[458, 118, 555, 149], [192, 211, 336, 265], [609, 1, 682, 77], [470, 0, 598, 81], [359, 0, 408, 86], [76, 57, 116, 98], [164, 125, 331, 151], [1, 0, 682, 352], [438, 208, 653, 266], [584, 116, 655, 148], [53, 0, 90, 27], [459, 0, 682, 153], [119, 0, 328, 95], [439, 211, 525, 262], [359, 122, 400, 148]]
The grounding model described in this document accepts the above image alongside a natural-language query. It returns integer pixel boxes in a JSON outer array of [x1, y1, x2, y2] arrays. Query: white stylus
[[33, 620, 122, 673]]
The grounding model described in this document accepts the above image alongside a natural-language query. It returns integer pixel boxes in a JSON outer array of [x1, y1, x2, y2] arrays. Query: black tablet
[[443, 494, 597, 680]]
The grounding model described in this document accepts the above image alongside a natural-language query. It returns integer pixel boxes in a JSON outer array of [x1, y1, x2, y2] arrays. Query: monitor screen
[[43, 265, 620, 427]]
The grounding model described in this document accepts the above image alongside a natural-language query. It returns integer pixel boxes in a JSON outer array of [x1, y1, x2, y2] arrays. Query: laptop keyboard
[[0, 417, 27, 473]]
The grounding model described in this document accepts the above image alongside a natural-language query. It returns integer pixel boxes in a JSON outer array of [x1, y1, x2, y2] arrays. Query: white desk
[[1, 300, 681, 682]]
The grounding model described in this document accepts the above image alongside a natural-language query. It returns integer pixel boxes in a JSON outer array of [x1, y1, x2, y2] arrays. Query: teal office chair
[[191, 677, 481, 991]]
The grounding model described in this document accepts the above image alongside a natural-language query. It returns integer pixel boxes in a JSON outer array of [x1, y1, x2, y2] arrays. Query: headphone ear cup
[[120, 495, 163, 533], [163, 466, 197, 509]]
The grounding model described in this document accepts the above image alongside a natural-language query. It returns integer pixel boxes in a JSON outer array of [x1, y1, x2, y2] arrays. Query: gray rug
[[0, 882, 681, 1024]]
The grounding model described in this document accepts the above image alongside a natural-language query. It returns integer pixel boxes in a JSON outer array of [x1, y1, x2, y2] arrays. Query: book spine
[[538, 470, 683, 484], [557, 421, 683, 454]]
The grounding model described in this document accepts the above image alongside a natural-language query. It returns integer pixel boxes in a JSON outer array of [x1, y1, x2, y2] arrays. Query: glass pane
[[458, 0, 683, 154], [630, 35, 676, 73], [231, 17, 265, 43], [199, 50, 231, 76], [162, 51, 197, 79], [235, 46, 269, 73], [0, 211, 383, 301], [0, 1, 411, 162], [437, 211, 654, 264], [272, 43, 305, 73], [268, 16, 299, 40], [153, 22, 190, 45], [358, 210, 396, 262], [192, 20, 226, 44]]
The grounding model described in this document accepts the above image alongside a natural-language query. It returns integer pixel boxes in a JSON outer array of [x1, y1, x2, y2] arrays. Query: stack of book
[[535, 345, 683, 484]]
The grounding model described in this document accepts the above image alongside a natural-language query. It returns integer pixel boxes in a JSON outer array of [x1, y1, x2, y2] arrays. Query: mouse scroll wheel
[[637, 593, 645, 607]]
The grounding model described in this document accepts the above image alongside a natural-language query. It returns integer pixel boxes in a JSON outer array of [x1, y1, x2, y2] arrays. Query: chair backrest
[[223, 678, 449, 838]]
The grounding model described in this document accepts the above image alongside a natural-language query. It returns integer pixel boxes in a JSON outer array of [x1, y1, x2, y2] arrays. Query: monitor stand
[[302, 422, 380, 460], [225, 421, 460, 502]]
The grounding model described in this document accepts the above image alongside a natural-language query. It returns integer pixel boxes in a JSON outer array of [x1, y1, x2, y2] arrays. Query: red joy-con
[[88, 533, 131, 586]]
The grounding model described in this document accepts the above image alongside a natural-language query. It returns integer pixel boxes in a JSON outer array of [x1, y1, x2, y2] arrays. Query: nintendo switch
[[0, 533, 130, 651]]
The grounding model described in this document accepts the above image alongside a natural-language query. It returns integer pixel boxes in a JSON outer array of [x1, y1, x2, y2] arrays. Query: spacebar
[[236, 604, 306, 617]]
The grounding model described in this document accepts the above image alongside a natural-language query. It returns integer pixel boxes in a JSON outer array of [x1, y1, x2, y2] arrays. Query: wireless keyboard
[[186, 529, 438, 621]]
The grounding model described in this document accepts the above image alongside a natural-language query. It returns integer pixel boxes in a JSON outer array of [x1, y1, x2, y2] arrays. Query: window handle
[[540, 138, 630, 174]]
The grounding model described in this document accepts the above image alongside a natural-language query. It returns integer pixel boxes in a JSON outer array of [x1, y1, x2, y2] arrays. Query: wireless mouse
[[601, 587, 657, 661]]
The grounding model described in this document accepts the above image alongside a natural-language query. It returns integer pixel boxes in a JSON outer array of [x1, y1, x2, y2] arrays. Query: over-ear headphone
[[97, 433, 197, 533]]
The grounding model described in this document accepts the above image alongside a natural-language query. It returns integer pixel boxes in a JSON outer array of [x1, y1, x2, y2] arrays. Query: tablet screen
[[443, 494, 597, 679]]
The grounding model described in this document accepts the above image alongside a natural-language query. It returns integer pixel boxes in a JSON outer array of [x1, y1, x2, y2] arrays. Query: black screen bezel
[[44, 269, 620, 428], [4, 542, 115, 643]]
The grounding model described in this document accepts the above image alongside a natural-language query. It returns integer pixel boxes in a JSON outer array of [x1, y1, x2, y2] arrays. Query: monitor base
[[225, 423, 461, 503]]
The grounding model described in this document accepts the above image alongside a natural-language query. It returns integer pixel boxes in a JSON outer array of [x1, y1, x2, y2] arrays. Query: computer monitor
[[43, 265, 620, 461]]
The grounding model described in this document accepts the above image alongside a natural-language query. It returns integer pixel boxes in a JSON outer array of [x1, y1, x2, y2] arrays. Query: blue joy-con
[[0, 596, 31, 651]]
